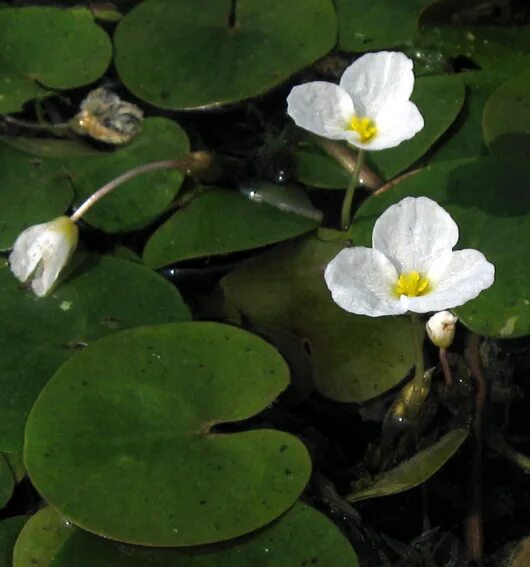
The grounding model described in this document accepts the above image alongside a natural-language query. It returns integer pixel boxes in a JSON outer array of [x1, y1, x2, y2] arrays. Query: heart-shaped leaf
[[347, 428, 468, 502], [114, 0, 337, 109], [0, 7, 111, 113], [143, 188, 319, 268], [221, 234, 415, 402], [353, 157, 530, 338], [25, 323, 311, 546], [0, 256, 190, 452]]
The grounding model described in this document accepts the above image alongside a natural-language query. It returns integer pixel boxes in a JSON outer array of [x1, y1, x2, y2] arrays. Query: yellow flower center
[[394, 271, 430, 297], [348, 116, 377, 143]]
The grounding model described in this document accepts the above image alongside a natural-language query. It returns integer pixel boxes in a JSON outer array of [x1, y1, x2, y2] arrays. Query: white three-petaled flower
[[9, 216, 78, 297], [287, 51, 424, 150], [324, 197, 495, 317]]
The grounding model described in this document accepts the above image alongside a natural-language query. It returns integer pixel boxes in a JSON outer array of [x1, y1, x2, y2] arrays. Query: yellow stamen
[[348, 116, 377, 143], [394, 271, 430, 298]]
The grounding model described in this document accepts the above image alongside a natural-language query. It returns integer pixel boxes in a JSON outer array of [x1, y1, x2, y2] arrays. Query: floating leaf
[[368, 74, 465, 180], [25, 323, 311, 546], [114, 0, 337, 109], [0, 256, 190, 452], [13, 507, 73, 567], [353, 157, 530, 338], [0, 455, 14, 509], [483, 69, 530, 160], [0, 140, 73, 251], [68, 118, 189, 233], [50, 503, 358, 566], [222, 234, 415, 402], [143, 188, 319, 268], [337, 0, 429, 51], [0, 7, 111, 113], [347, 428, 468, 502], [0, 516, 27, 566], [426, 71, 499, 164]]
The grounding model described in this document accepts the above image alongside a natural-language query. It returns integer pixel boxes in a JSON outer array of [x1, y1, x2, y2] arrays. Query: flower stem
[[340, 149, 364, 230], [70, 159, 181, 222], [410, 312, 425, 386]]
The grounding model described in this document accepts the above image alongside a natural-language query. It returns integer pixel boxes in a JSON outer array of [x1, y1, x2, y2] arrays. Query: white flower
[[287, 51, 424, 150], [426, 311, 458, 349], [324, 197, 494, 317], [9, 216, 78, 297]]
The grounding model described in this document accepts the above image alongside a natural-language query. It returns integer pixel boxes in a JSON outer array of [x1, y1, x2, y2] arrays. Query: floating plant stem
[[340, 149, 364, 230], [70, 159, 181, 221]]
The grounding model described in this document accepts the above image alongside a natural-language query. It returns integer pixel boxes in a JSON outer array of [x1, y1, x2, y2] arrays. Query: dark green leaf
[[114, 0, 337, 109], [25, 323, 311, 546]]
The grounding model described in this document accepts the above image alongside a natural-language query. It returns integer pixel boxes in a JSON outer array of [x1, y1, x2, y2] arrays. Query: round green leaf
[[114, 0, 337, 110], [368, 74, 465, 180], [25, 322, 311, 546], [483, 69, 530, 160], [353, 157, 530, 338], [13, 507, 73, 567], [0, 140, 73, 251], [346, 428, 468, 503], [0, 516, 28, 566], [50, 503, 358, 567], [69, 118, 189, 233], [143, 189, 319, 268], [0, 7, 111, 113], [0, 256, 190, 453], [221, 234, 415, 402], [337, 0, 429, 51], [0, 455, 14, 509]]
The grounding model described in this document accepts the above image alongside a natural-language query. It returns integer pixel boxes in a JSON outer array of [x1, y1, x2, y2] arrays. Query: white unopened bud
[[426, 311, 457, 349], [9, 216, 78, 297]]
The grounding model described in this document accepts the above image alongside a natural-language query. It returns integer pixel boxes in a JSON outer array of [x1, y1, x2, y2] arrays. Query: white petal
[[372, 197, 459, 274], [31, 225, 78, 297], [402, 249, 495, 313], [287, 82, 354, 140], [8, 223, 49, 282], [362, 100, 424, 151], [324, 247, 405, 317], [339, 51, 414, 119]]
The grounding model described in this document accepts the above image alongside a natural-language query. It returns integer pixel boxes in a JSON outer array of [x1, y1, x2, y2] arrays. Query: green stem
[[70, 160, 181, 222], [340, 149, 365, 230], [410, 313, 425, 386]]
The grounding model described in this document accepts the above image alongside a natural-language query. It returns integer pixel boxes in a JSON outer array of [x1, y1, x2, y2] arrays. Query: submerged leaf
[[347, 428, 468, 502]]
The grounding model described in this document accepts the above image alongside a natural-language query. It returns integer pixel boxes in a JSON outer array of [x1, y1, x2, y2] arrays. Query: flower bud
[[9, 216, 78, 297], [425, 311, 457, 349]]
